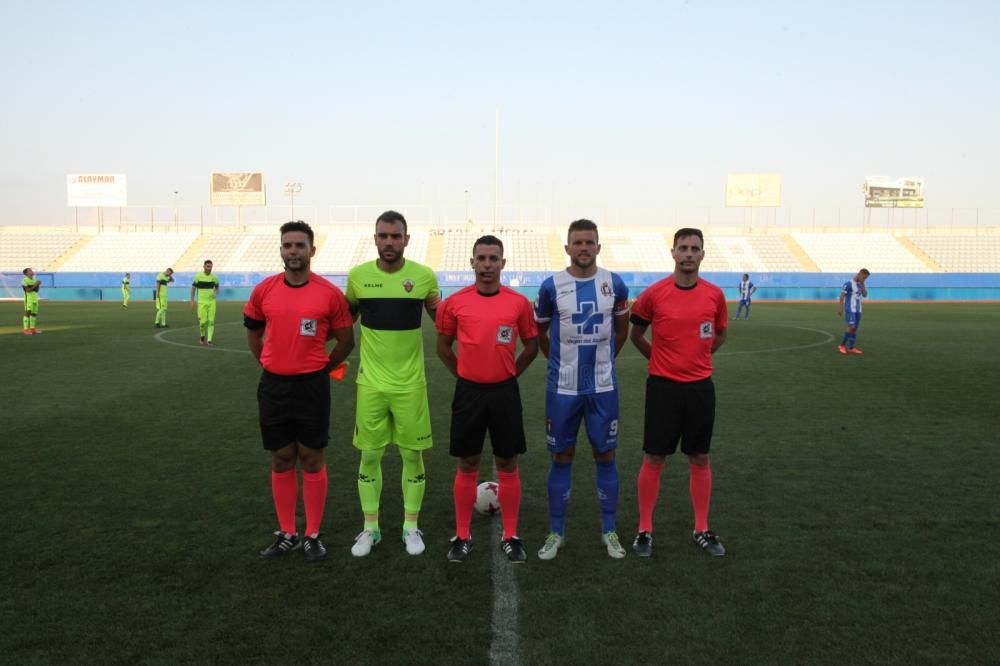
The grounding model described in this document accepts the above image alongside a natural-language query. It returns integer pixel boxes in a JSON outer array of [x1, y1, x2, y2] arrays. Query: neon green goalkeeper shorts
[[353, 383, 433, 451]]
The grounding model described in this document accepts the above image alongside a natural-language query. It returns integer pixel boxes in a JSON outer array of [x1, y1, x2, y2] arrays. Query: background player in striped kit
[[734, 273, 756, 320], [838, 268, 870, 355], [533, 219, 630, 560]]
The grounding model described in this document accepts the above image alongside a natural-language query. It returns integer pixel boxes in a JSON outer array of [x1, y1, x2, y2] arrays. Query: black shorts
[[257, 369, 330, 450], [449, 377, 527, 459], [642, 375, 716, 456]]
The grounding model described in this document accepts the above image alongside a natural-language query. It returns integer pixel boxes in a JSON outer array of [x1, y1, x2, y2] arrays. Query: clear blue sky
[[1, 0, 997, 225]]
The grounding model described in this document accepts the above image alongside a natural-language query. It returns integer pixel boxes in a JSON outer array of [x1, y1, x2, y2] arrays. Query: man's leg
[[206, 302, 217, 343]]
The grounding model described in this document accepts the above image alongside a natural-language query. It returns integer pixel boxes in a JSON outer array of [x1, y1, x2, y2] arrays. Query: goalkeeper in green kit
[[190, 260, 220, 345]]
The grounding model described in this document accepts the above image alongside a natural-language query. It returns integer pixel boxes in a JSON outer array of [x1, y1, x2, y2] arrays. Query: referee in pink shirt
[[436, 235, 539, 563]]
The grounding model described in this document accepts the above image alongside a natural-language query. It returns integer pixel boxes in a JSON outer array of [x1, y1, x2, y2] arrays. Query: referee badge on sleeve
[[300, 318, 318, 336], [699, 321, 714, 339], [496, 325, 513, 344]]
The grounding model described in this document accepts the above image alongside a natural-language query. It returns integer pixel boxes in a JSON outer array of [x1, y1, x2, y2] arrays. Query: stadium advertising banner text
[[210, 172, 266, 206], [67, 174, 127, 207], [725, 173, 782, 207], [863, 176, 925, 208]]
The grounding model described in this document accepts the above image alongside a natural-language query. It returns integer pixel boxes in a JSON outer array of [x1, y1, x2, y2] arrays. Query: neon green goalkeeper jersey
[[192, 272, 219, 303], [346, 259, 439, 390], [22, 277, 39, 302]]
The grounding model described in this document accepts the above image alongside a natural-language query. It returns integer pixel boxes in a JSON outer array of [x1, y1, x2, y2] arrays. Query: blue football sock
[[546, 461, 572, 536], [841, 332, 850, 345], [595, 459, 619, 534], [847, 333, 857, 349]]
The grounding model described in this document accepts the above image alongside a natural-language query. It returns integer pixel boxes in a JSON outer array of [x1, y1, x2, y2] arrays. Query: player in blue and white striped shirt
[[734, 273, 756, 320], [534, 219, 630, 560], [838, 268, 870, 355]]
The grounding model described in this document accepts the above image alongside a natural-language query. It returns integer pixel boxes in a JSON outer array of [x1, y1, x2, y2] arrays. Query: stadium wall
[[2, 271, 1000, 302]]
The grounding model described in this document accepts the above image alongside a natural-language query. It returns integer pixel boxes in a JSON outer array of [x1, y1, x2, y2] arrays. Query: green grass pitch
[[1, 299, 998, 663]]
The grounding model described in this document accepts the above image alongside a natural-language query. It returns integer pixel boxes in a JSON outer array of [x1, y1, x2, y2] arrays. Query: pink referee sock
[[270, 469, 298, 535], [637, 459, 665, 533], [689, 462, 712, 533], [453, 469, 478, 540], [497, 469, 522, 540], [302, 467, 328, 537]]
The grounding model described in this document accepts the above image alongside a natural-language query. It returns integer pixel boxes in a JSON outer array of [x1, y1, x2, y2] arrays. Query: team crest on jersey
[[601, 281, 612, 297], [402, 278, 414, 293], [496, 325, 513, 344], [699, 321, 714, 339], [300, 318, 317, 336]]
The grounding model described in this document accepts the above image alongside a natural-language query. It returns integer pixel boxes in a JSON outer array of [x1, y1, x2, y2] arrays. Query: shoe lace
[[405, 528, 424, 541], [355, 529, 373, 542], [542, 533, 561, 550], [605, 532, 622, 548]]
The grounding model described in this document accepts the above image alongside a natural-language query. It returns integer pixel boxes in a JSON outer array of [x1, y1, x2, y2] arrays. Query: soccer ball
[[475, 481, 501, 516]]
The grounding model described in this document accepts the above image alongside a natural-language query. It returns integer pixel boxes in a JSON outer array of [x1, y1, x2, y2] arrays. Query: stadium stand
[[599, 232, 673, 271], [0, 229, 84, 271], [907, 235, 1000, 273], [58, 232, 198, 272], [439, 230, 550, 271], [791, 233, 929, 273]]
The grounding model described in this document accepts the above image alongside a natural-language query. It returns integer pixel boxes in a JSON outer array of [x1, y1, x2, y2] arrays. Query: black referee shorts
[[449, 377, 527, 459], [257, 369, 330, 451], [642, 375, 716, 456]]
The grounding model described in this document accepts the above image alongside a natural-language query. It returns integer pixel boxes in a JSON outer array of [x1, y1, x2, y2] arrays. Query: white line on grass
[[715, 325, 836, 355], [153, 323, 250, 354], [489, 466, 523, 666]]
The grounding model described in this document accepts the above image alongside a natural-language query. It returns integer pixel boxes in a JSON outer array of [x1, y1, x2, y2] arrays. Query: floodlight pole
[[464, 189, 470, 224], [284, 181, 302, 221], [172, 191, 179, 231]]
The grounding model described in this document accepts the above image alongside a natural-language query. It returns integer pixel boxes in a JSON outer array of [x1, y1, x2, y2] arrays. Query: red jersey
[[244, 273, 353, 375], [630, 276, 727, 382], [436, 285, 538, 383]]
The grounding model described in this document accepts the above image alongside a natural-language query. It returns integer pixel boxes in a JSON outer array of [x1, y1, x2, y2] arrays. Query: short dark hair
[[204, 259, 213, 265], [473, 234, 504, 257], [860, 268, 871, 276], [567, 218, 599, 242], [281, 220, 314, 245], [376, 210, 408, 234], [22, 268, 31, 275], [673, 227, 704, 246]]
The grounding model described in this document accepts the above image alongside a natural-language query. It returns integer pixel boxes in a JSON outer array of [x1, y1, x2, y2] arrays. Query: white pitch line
[[715, 325, 836, 356], [489, 466, 523, 666], [153, 323, 250, 354]]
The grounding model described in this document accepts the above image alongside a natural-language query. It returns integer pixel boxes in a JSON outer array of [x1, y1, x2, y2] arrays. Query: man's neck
[[284, 269, 310, 286], [673, 270, 698, 288], [567, 264, 598, 279], [476, 281, 501, 295], [377, 257, 405, 274]]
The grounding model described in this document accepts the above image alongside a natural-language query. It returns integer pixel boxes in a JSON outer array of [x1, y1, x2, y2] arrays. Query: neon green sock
[[23, 315, 30, 330], [29, 315, 37, 329], [358, 447, 385, 530], [400, 447, 426, 526], [207, 320, 215, 342]]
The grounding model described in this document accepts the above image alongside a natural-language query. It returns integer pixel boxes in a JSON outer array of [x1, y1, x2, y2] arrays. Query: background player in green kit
[[153, 267, 174, 328], [190, 260, 220, 345], [21, 267, 41, 334], [121, 273, 131, 308], [346, 210, 441, 557]]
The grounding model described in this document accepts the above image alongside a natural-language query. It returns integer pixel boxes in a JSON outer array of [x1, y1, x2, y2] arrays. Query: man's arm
[[424, 292, 440, 323], [712, 327, 728, 353], [190, 285, 196, 309], [536, 321, 551, 358], [613, 313, 629, 357], [630, 322, 652, 360], [325, 325, 355, 371], [838, 292, 846, 315], [246, 328, 265, 364], [436, 333, 459, 378], [515, 336, 539, 376]]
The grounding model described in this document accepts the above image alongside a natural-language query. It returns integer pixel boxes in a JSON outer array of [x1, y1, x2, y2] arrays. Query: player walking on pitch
[[21, 268, 41, 334], [534, 219, 630, 560], [121, 273, 131, 308], [244, 221, 355, 561], [190, 260, 220, 346], [734, 273, 756, 320], [153, 267, 174, 328], [630, 228, 729, 558], [838, 269, 870, 355], [346, 211, 441, 557], [436, 235, 539, 563]]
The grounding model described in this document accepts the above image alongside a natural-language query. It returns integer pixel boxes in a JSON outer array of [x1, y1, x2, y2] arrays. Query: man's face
[[166, 268, 174, 276], [671, 235, 705, 274], [566, 230, 600, 270], [375, 220, 408, 264], [856, 271, 868, 284], [281, 231, 314, 271], [203, 262, 213, 275], [471, 244, 505, 285], [25, 268, 34, 279]]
